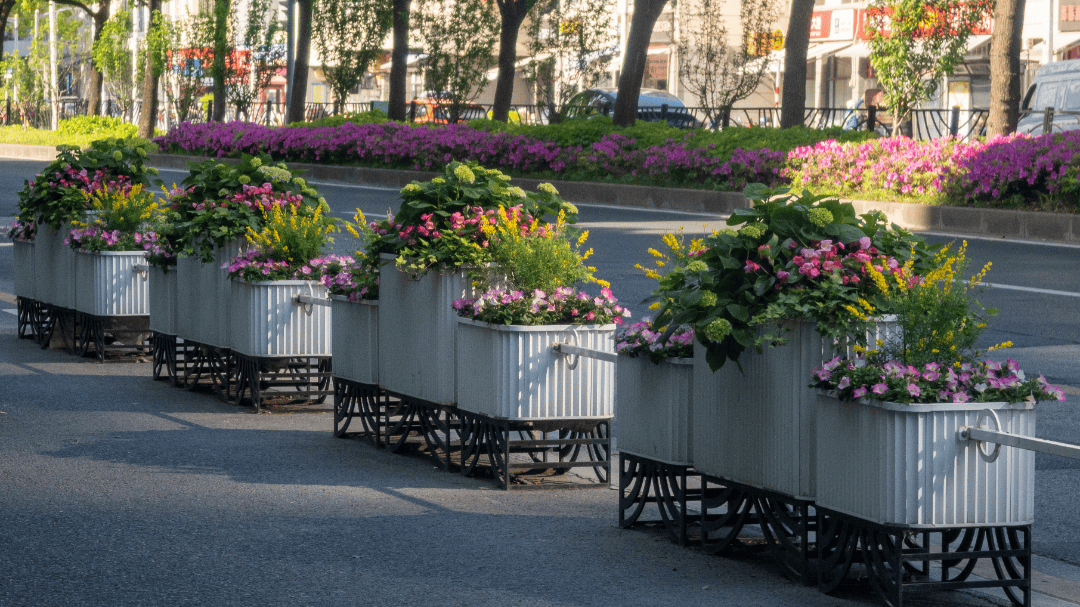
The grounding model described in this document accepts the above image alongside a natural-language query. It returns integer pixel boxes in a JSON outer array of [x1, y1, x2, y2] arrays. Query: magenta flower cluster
[[813, 355, 1066, 405], [454, 286, 631, 326], [614, 317, 694, 362], [66, 225, 153, 253], [306, 254, 379, 301], [155, 121, 785, 190]]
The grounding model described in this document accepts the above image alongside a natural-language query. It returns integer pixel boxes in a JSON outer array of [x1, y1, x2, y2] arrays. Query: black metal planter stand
[[16, 297, 51, 342], [371, 390, 460, 471], [457, 410, 611, 490], [150, 332, 178, 385], [698, 474, 818, 585], [232, 353, 333, 413], [816, 508, 1031, 607], [618, 452, 718, 546], [331, 377, 383, 440], [170, 338, 235, 401]]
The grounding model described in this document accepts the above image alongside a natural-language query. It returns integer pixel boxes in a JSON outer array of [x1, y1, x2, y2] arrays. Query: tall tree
[[986, 0, 1025, 136], [52, 0, 111, 115], [284, 0, 311, 123], [490, 0, 535, 122], [313, 0, 391, 115], [92, 10, 138, 120], [523, 0, 614, 123], [866, 0, 991, 136], [612, 0, 667, 126], [160, 8, 212, 123], [230, 0, 285, 120], [138, 4, 164, 138], [209, 0, 231, 121], [0, 0, 17, 65], [413, 0, 498, 123], [677, 0, 779, 128], [387, 0, 410, 121], [780, 0, 812, 128]]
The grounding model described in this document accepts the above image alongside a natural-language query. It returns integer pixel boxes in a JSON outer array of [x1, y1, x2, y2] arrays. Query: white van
[[1018, 59, 1080, 134]]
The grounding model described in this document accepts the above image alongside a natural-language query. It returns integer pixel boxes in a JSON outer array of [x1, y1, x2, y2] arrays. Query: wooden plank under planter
[[616, 356, 694, 466], [815, 392, 1036, 527], [455, 317, 615, 420]]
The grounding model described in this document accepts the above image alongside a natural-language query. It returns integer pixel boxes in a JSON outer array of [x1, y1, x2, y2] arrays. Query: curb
[[7, 145, 1076, 245], [0, 143, 61, 161]]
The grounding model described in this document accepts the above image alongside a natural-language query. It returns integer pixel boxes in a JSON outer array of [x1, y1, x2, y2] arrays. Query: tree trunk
[[0, 0, 13, 65], [137, 0, 161, 138], [986, 0, 1026, 137], [211, 0, 230, 121], [387, 0, 411, 122], [780, 0, 813, 128], [86, 5, 110, 116], [613, 0, 668, 127], [285, 0, 312, 124], [491, 0, 528, 122]]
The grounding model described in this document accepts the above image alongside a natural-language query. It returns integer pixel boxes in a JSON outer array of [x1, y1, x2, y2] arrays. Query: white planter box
[[617, 356, 694, 466], [377, 254, 477, 404], [12, 240, 34, 299], [33, 224, 76, 308], [330, 295, 378, 384], [815, 393, 1036, 527], [229, 280, 331, 357], [455, 317, 615, 420], [148, 266, 178, 334], [74, 251, 149, 316], [175, 242, 242, 347], [692, 322, 833, 500], [174, 255, 202, 342]]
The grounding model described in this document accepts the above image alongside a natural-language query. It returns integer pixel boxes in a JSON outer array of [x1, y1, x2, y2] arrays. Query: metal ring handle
[[975, 408, 1002, 463], [301, 282, 314, 315], [564, 326, 579, 371]]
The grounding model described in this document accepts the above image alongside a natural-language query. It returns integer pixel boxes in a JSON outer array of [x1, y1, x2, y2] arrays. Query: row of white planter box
[[616, 323, 1035, 529], [21, 235, 1032, 528], [14, 233, 149, 317]]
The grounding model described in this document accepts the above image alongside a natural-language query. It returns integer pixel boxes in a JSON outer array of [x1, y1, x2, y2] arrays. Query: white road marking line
[[2, 308, 16, 315], [0, 242, 12, 247], [981, 282, 1080, 298]]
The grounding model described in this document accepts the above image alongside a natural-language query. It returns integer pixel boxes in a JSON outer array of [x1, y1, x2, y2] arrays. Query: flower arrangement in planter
[[16, 138, 160, 309], [452, 199, 627, 419], [67, 182, 167, 316], [371, 162, 579, 404], [811, 243, 1065, 526], [224, 196, 339, 357]]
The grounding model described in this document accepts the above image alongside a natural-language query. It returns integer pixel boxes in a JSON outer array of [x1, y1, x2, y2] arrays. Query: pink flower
[[853, 386, 868, 399], [872, 383, 888, 395], [907, 383, 921, 397]]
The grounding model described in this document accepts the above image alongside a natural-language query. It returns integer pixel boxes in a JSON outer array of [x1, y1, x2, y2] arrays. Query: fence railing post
[[660, 103, 668, 122], [408, 100, 416, 123], [949, 106, 960, 137], [1043, 106, 1055, 134], [867, 105, 877, 132]]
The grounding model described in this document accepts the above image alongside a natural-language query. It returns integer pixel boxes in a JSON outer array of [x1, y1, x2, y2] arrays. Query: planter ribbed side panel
[[215, 243, 243, 350], [377, 256, 473, 405], [692, 323, 830, 500], [174, 256, 201, 342], [33, 226, 76, 308], [231, 281, 331, 357], [617, 356, 694, 465], [455, 319, 615, 420], [815, 394, 1036, 527], [148, 268, 178, 334], [74, 251, 149, 316], [12, 241, 34, 299], [330, 296, 378, 384]]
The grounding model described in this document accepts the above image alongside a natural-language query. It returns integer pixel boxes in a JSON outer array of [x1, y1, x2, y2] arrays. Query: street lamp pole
[[49, 1, 58, 130]]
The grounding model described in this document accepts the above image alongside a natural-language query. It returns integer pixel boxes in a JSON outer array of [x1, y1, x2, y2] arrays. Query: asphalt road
[[2, 158, 1080, 604]]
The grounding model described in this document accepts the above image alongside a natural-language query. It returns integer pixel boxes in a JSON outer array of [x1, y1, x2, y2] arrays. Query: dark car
[[563, 88, 700, 128]]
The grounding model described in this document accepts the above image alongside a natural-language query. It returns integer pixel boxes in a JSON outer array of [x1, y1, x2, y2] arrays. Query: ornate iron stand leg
[[618, 453, 654, 529], [816, 509, 859, 594], [755, 493, 816, 585], [417, 402, 457, 471], [16, 297, 34, 339], [699, 475, 752, 555], [332, 378, 356, 438]]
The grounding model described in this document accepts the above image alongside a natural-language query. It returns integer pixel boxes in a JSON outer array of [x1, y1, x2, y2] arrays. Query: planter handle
[[974, 409, 1002, 463], [301, 282, 315, 315], [563, 326, 580, 370], [132, 263, 150, 281]]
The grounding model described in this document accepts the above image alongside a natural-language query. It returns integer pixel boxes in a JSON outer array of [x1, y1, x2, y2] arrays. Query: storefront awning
[[806, 41, 853, 62], [1029, 31, 1080, 60]]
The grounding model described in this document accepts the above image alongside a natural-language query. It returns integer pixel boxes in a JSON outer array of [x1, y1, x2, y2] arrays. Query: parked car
[[410, 97, 487, 124], [1018, 59, 1080, 134], [562, 88, 701, 128]]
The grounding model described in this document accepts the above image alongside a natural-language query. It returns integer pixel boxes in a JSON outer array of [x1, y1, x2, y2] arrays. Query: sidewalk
[[2, 297, 1079, 607]]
